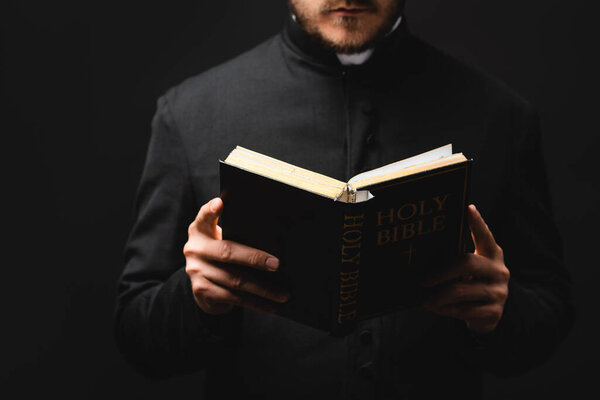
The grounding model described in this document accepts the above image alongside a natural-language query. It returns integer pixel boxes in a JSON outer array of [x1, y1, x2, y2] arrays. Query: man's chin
[[317, 32, 377, 54], [310, 17, 397, 54]]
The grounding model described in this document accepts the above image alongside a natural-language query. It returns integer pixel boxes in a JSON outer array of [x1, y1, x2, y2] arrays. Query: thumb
[[193, 197, 224, 237], [467, 204, 500, 259]]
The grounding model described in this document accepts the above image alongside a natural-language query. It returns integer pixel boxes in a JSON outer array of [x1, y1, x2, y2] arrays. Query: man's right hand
[[184, 197, 290, 315]]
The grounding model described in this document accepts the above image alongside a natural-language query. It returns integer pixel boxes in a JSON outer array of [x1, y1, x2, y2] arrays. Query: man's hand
[[184, 197, 290, 315], [422, 204, 510, 333]]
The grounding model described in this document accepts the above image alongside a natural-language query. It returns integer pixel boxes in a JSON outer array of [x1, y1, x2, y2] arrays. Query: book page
[[224, 147, 347, 199], [348, 144, 453, 185], [351, 153, 467, 189]]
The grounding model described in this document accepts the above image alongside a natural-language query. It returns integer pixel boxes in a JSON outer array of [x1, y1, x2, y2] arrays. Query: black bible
[[219, 144, 472, 335]]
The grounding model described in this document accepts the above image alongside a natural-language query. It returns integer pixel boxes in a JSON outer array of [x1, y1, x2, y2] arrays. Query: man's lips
[[329, 7, 373, 16]]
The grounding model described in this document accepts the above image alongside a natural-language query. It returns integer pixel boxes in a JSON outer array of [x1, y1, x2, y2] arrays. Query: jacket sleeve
[[459, 102, 575, 376], [113, 95, 237, 378]]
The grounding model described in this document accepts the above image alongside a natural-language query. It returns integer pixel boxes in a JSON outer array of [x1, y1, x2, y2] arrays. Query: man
[[115, 1, 574, 398]]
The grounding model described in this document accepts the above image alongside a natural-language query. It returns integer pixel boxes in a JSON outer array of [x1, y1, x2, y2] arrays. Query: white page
[[348, 144, 453, 185]]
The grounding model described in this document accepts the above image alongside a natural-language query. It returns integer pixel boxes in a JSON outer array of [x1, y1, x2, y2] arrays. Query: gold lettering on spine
[[338, 214, 364, 324], [342, 230, 362, 243], [340, 270, 360, 281], [344, 214, 365, 229]]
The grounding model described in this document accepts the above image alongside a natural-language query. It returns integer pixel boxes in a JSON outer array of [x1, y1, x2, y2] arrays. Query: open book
[[219, 144, 472, 335], [223, 144, 467, 203]]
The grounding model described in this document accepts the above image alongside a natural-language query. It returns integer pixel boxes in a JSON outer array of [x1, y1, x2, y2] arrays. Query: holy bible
[[219, 144, 472, 335]]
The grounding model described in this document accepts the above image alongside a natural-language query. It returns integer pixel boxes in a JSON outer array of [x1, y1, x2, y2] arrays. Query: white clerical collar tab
[[337, 49, 375, 66]]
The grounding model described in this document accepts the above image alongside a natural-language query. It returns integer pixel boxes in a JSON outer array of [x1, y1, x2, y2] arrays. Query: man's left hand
[[422, 204, 510, 333]]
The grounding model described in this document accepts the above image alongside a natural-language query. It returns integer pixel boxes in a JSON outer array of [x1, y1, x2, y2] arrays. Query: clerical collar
[[283, 13, 410, 72], [289, 14, 402, 66], [336, 16, 402, 66]]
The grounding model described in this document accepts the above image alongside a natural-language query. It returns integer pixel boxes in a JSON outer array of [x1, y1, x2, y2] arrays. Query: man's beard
[[289, 0, 401, 54]]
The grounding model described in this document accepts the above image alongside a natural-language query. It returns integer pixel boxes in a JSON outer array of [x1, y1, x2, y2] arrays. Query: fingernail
[[265, 257, 280, 271]]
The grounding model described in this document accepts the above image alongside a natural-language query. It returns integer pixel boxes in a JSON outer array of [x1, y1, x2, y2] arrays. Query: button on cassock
[[358, 362, 374, 379], [359, 330, 373, 345]]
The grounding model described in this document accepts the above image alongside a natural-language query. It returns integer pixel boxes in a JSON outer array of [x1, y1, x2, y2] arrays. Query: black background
[[2, 1, 598, 398]]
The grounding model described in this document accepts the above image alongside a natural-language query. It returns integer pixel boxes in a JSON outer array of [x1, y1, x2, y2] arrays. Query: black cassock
[[115, 16, 573, 400]]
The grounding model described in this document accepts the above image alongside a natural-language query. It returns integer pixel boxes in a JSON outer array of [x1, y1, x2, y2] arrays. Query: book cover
[[219, 146, 472, 335]]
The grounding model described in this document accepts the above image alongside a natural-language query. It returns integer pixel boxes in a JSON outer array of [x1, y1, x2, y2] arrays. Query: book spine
[[332, 206, 365, 334]]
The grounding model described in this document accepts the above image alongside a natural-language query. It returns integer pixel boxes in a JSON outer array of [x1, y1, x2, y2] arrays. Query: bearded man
[[114, 1, 573, 399]]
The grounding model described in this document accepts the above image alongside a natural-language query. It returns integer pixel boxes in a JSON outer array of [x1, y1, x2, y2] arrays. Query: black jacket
[[115, 16, 573, 400]]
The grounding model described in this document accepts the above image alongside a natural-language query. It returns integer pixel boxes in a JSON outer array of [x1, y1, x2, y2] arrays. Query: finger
[[429, 302, 503, 331], [421, 259, 461, 287], [195, 238, 280, 271], [422, 253, 495, 287], [467, 204, 500, 259], [189, 274, 236, 314], [191, 198, 224, 236], [465, 310, 503, 333], [190, 275, 278, 314], [424, 281, 497, 309], [456, 303, 502, 321], [201, 262, 290, 303], [235, 292, 282, 314]]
